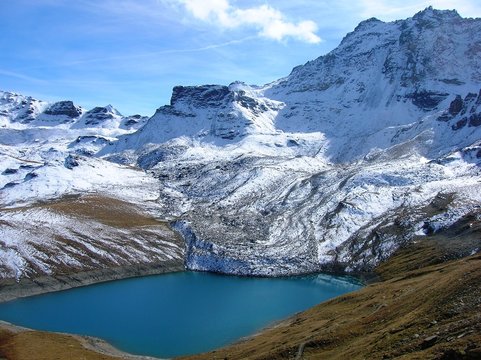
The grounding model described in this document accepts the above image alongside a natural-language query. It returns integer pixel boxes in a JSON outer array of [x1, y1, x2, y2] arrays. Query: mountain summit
[[104, 6, 481, 162]]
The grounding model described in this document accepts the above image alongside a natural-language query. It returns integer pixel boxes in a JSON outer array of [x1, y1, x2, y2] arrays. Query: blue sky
[[1, 0, 481, 115]]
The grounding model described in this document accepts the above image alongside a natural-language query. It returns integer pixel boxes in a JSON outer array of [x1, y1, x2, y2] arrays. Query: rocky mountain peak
[[81, 105, 122, 126], [102, 8, 481, 163], [264, 8, 481, 142], [412, 6, 460, 22], [170, 85, 232, 108], [352, 17, 383, 32], [44, 101, 82, 118]]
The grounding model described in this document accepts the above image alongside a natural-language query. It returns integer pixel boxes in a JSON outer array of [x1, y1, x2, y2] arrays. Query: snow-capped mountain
[[0, 91, 175, 282], [265, 6, 481, 161], [98, 7, 481, 275], [1, 7, 481, 281], [104, 7, 481, 161]]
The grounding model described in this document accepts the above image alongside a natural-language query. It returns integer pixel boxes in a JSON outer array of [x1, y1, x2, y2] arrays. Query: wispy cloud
[[0, 69, 46, 84], [22, 36, 255, 69], [170, 0, 321, 44]]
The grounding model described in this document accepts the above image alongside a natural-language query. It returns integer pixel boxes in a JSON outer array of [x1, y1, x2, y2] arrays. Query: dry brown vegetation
[[0, 326, 119, 360], [3, 194, 168, 229], [45, 195, 168, 229], [0, 194, 184, 280]]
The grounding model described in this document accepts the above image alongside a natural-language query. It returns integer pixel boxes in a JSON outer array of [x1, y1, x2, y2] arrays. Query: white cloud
[[181, 0, 229, 22], [175, 0, 321, 43]]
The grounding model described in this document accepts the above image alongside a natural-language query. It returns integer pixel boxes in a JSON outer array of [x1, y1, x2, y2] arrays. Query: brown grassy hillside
[[183, 247, 481, 360]]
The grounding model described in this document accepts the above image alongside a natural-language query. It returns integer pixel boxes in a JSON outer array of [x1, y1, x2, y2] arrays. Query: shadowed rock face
[[83, 107, 117, 125], [436, 91, 481, 130], [170, 85, 233, 107], [407, 90, 449, 110], [469, 113, 481, 127], [449, 95, 464, 116], [44, 101, 82, 118]]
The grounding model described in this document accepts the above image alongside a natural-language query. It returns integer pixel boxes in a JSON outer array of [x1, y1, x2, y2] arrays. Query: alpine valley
[[1, 6, 481, 360]]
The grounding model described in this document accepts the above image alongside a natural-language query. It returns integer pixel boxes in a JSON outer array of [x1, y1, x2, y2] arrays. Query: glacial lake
[[0, 271, 362, 358]]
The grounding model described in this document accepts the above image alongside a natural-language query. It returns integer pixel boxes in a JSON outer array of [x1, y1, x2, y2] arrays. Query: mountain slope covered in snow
[[0, 91, 181, 288], [98, 7, 481, 275], [1, 7, 481, 281]]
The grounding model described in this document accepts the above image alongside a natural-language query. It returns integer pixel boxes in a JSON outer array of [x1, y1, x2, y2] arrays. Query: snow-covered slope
[[0, 90, 155, 205], [2, 7, 481, 280], [264, 7, 481, 161], [100, 83, 282, 160], [0, 91, 179, 282], [0, 196, 184, 280], [99, 7, 481, 276], [0, 91, 48, 126]]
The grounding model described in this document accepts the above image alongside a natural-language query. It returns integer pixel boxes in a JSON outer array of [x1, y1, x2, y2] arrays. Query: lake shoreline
[[182, 244, 481, 360], [0, 268, 362, 358], [1, 249, 479, 359], [0, 261, 185, 359], [0, 261, 370, 304], [0, 320, 162, 360], [0, 260, 185, 304]]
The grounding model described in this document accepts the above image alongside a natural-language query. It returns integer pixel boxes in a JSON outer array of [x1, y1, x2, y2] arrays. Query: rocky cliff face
[[44, 101, 83, 119]]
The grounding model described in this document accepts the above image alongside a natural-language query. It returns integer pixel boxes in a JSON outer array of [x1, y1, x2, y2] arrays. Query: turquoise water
[[0, 271, 362, 358]]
